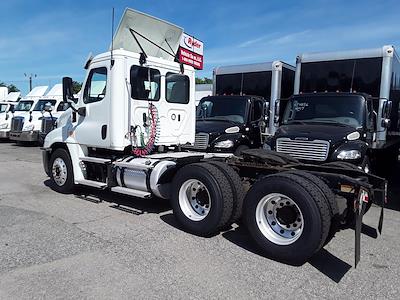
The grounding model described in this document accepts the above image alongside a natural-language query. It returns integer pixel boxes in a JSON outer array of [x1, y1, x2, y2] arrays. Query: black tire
[[208, 161, 245, 223], [234, 145, 249, 156], [49, 148, 75, 194], [283, 170, 339, 245], [170, 162, 234, 236], [243, 173, 331, 265]]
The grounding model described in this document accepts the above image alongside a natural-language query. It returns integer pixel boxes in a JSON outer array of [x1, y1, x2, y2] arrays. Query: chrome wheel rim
[[52, 157, 68, 186], [255, 193, 304, 245], [179, 179, 211, 221]]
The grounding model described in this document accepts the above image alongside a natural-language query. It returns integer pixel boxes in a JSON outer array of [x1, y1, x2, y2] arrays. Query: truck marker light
[[225, 126, 240, 134], [347, 131, 360, 141]]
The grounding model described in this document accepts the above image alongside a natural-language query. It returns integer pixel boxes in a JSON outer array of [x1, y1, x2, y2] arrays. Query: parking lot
[[0, 141, 399, 299]]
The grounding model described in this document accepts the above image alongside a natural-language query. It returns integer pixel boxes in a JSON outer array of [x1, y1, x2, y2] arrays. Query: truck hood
[[196, 119, 243, 134], [275, 123, 358, 144]]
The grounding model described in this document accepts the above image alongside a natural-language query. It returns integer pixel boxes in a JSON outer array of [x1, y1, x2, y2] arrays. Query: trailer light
[[337, 150, 361, 160], [0, 123, 8, 129], [225, 126, 240, 134], [214, 140, 234, 148], [346, 131, 360, 141]]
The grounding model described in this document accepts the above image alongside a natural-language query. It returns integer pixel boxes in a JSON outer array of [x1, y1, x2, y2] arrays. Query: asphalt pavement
[[0, 141, 399, 299]]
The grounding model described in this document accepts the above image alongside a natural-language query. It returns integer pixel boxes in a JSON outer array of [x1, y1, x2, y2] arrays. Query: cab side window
[[252, 100, 263, 121], [83, 67, 108, 104], [130, 66, 161, 101], [166, 73, 190, 104]]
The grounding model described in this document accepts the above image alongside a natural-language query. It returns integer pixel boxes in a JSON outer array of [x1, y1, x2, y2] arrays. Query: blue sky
[[1, 0, 400, 95]]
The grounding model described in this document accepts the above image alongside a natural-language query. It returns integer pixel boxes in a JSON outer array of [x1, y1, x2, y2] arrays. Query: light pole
[[24, 73, 37, 91]]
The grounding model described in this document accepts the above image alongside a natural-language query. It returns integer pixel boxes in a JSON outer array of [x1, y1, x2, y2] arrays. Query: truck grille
[[185, 133, 210, 150], [11, 117, 24, 132], [41, 117, 56, 134], [276, 138, 330, 161]]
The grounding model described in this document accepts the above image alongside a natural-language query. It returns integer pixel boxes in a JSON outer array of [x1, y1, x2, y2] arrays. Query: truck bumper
[[10, 130, 39, 142], [0, 130, 9, 138]]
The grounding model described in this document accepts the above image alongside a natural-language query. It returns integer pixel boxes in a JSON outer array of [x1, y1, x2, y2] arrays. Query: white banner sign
[[180, 32, 204, 56]]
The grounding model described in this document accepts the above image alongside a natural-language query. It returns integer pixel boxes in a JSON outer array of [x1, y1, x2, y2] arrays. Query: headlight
[[337, 150, 361, 160], [346, 131, 360, 141], [0, 123, 8, 129], [214, 140, 234, 148], [22, 123, 35, 131]]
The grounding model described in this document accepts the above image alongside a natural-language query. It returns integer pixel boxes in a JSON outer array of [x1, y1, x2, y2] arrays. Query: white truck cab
[[8, 86, 48, 142], [0, 92, 21, 138], [10, 84, 65, 143]]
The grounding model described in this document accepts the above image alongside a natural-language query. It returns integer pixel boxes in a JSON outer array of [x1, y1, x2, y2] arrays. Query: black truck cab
[[188, 95, 268, 155], [267, 92, 390, 172]]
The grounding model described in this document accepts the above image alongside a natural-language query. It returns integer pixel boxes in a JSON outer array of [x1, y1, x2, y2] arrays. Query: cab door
[[248, 99, 264, 147], [74, 65, 110, 148]]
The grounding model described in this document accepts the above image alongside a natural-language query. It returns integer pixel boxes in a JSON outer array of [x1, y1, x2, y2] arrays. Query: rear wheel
[[49, 148, 75, 193], [208, 161, 245, 223], [170, 163, 234, 236], [244, 173, 331, 264]]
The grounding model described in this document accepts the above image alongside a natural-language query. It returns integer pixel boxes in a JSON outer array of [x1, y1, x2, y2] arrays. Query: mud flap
[[354, 189, 368, 268], [377, 182, 387, 235]]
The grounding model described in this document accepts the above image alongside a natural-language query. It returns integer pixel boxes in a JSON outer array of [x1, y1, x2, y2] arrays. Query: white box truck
[[41, 8, 386, 267]]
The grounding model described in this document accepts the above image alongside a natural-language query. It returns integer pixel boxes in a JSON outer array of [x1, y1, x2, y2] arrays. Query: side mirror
[[29, 111, 33, 122], [43, 102, 53, 112], [263, 102, 270, 123], [77, 107, 86, 117], [8, 106, 15, 114], [381, 118, 391, 128], [62, 77, 75, 103]]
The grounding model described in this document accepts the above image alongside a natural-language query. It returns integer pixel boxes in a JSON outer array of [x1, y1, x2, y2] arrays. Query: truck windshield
[[0, 104, 7, 113], [15, 101, 34, 111], [33, 100, 57, 111], [283, 95, 365, 128], [197, 97, 248, 123]]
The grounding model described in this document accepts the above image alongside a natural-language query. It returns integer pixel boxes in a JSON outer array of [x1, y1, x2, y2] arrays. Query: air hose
[[132, 103, 158, 156]]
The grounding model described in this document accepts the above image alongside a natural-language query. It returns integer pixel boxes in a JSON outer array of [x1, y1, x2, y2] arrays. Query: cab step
[[79, 157, 111, 164], [111, 186, 152, 199], [75, 179, 107, 189]]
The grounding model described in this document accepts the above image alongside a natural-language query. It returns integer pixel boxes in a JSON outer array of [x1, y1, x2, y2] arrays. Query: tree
[[72, 81, 82, 94], [7, 84, 19, 92], [195, 77, 213, 84], [0, 81, 20, 92]]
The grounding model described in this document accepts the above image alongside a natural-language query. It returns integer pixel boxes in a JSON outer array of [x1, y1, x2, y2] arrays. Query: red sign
[[179, 47, 203, 70]]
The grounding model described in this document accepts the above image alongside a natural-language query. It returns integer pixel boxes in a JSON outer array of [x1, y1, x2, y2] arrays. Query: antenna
[[350, 60, 356, 93], [110, 7, 115, 68]]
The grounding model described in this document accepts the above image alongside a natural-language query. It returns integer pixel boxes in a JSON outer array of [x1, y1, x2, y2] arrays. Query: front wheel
[[244, 173, 331, 265], [49, 148, 75, 193]]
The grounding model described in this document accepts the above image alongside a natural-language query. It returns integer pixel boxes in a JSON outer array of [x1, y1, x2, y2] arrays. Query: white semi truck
[[42, 8, 386, 266], [9, 84, 67, 143], [1, 87, 47, 139], [0, 92, 21, 138]]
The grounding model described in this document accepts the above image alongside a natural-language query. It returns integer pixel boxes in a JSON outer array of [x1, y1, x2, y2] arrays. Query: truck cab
[[269, 46, 400, 172], [267, 92, 378, 171], [0, 92, 21, 138], [188, 95, 267, 155]]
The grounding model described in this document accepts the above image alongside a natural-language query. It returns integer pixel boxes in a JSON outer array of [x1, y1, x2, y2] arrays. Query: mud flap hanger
[[354, 184, 385, 268]]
